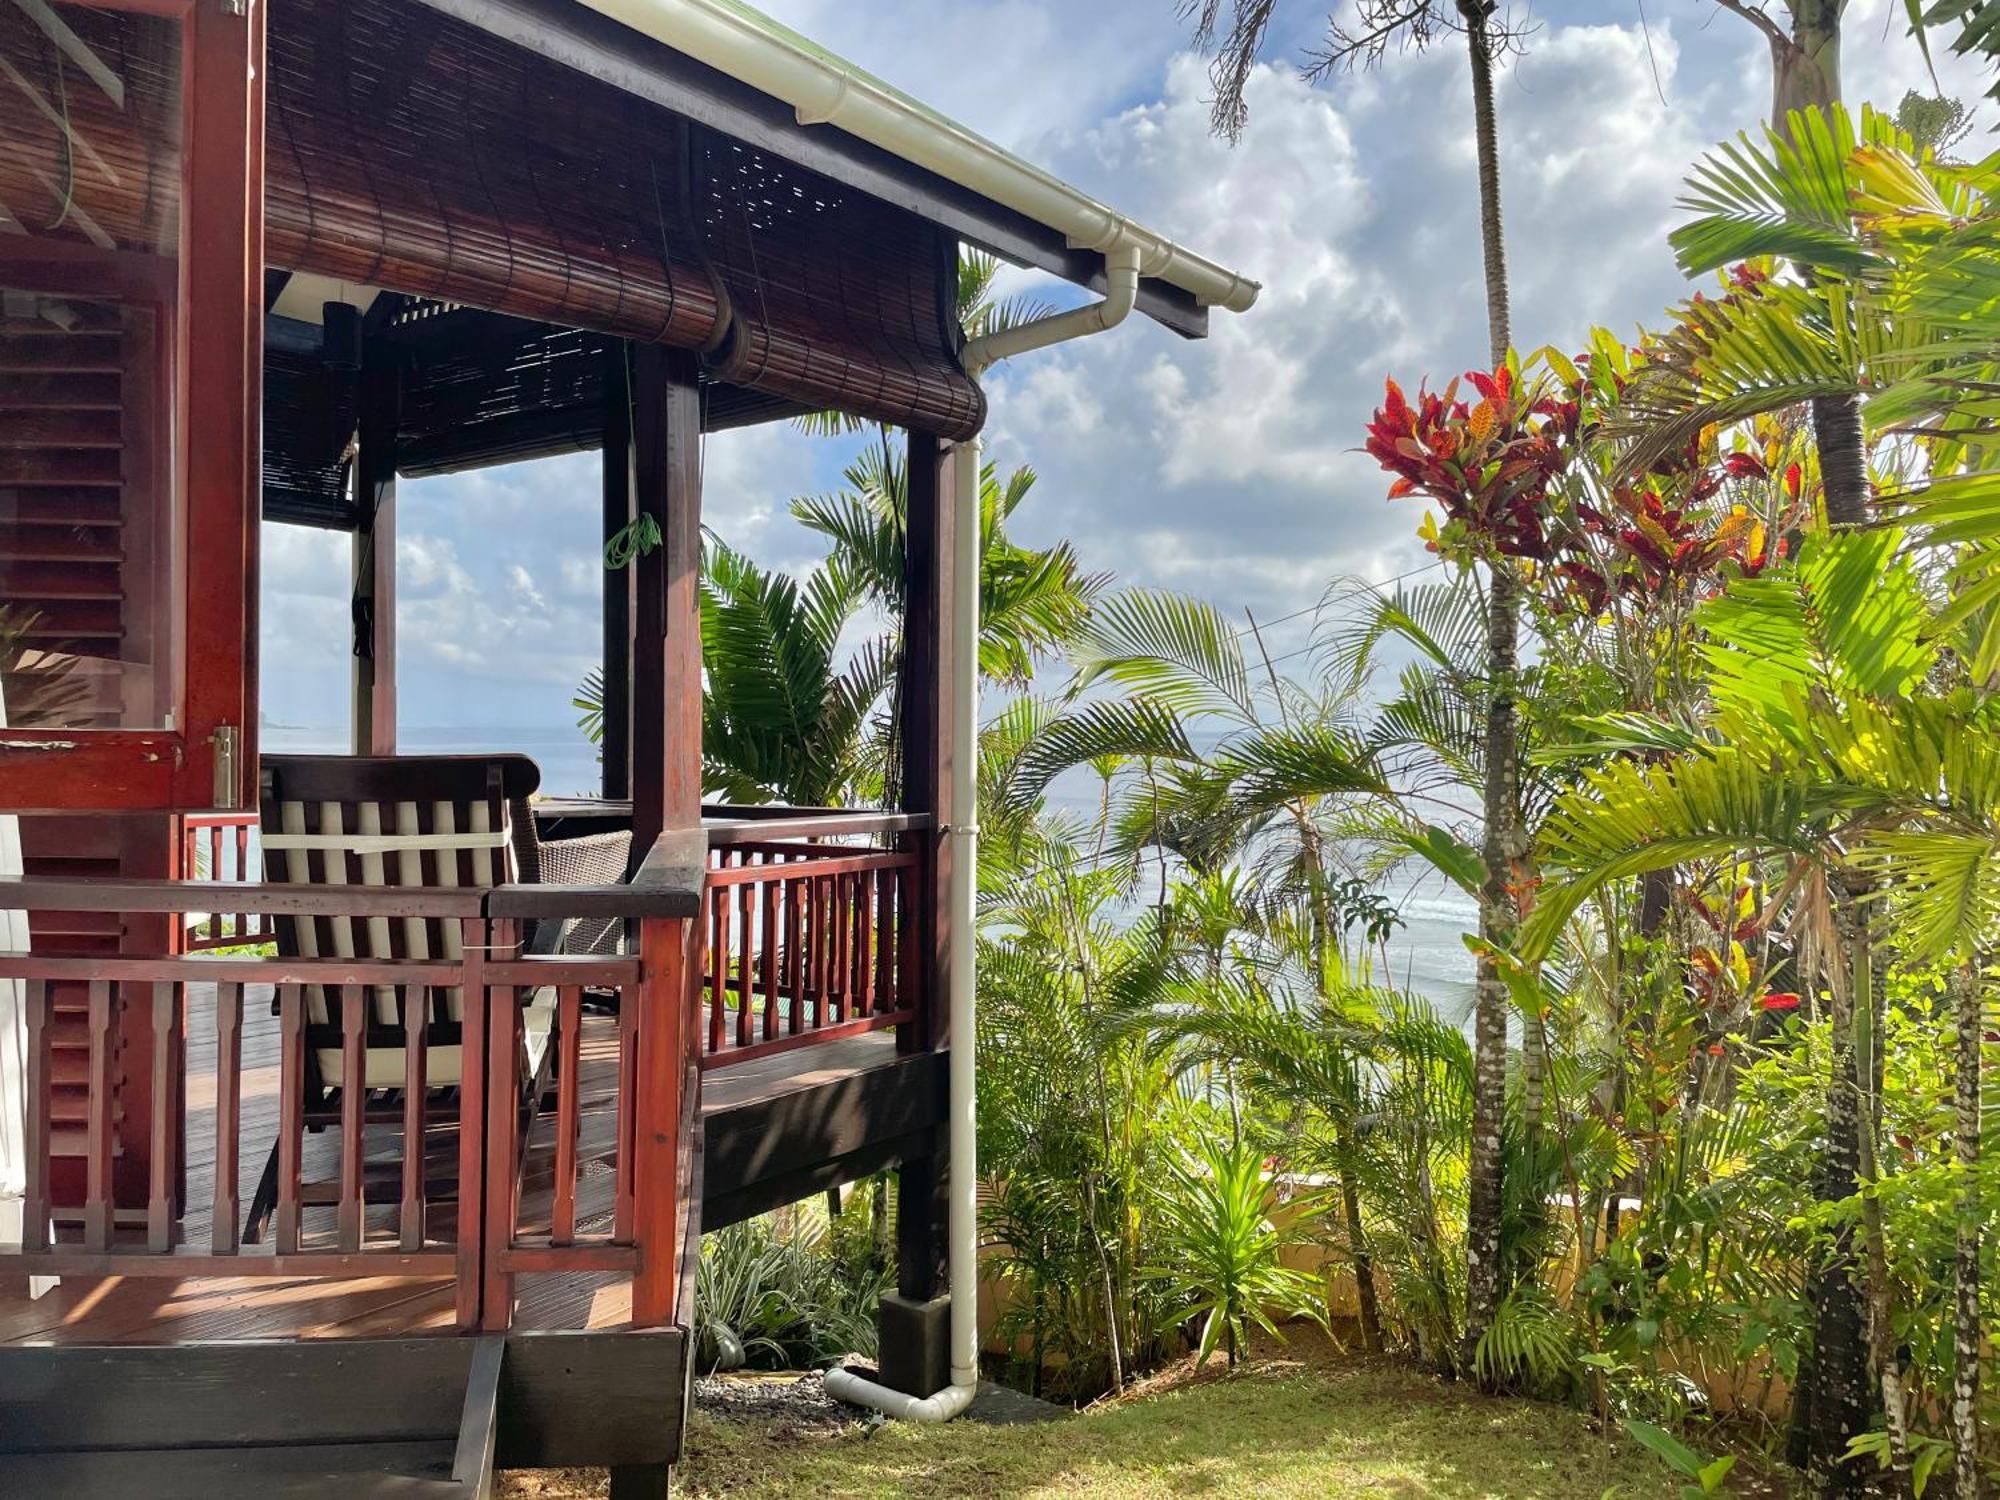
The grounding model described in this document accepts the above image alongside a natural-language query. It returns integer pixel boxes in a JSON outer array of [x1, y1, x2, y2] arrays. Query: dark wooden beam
[[627, 346, 703, 857], [498, 1331, 688, 1470], [899, 430, 954, 1058], [601, 342, 633, 802], [406, 0, 1208, 340], [895, 428, 955, 1304], [700, 1053, 947, 1231], [351, 350, 399, 755]]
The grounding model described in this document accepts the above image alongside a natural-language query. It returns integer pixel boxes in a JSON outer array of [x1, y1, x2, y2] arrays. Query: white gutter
[[571, 0, 1260, 315], [823, 247, 1140, 1425]]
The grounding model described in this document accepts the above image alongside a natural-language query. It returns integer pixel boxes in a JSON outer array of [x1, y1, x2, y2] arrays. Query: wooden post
[[627, 344, 702, 1329], [601, 342, 633, 802], [627, 345, 702, 855], [894, 429, 955, 1305], [630, 917, 689, 1327], [352, 350, 399, 756]]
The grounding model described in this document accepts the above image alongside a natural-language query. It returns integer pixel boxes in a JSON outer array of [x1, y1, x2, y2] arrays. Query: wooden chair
[[242, 753, 556, 1244]]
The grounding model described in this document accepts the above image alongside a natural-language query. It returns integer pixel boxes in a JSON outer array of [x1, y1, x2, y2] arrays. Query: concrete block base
[[876, 1293, 951, 1397]]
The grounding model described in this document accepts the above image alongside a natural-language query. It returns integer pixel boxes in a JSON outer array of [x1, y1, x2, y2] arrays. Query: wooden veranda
[[0, 0, 1246, 1492]]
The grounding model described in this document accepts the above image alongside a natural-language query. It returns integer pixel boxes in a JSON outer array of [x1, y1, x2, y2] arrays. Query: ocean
[[261, 722, 1480, 1019]]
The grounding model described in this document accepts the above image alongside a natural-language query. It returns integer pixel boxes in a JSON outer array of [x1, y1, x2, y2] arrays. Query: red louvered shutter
[[0, 0, 261, 812], [1, 0, 263, 1223]]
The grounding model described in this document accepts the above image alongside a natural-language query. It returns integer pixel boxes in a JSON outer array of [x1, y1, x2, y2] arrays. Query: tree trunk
[[1453, 0, 1520, 1382], [1812, 894, 1877, 1498], [1813, 393, 1869, 529], [1520, 1011, 1548, 1139], [1952, 959, 1985, 1500], [1081, 1170, 1126, 1393], [1852, 913, 1913, 1497], [1769, 3, 1867, 530], [1337, 1144, 1385, 1354], [1463, 561, 1522, 1376], [1774, 0, 1843, 122], [1458, 0, 1511, 366]]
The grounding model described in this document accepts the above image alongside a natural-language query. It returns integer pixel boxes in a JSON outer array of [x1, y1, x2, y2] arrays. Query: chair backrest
[[259, 755, 541, 1064]]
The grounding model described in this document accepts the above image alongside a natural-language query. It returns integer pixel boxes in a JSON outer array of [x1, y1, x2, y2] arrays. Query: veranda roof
[[0, 0, 1259, 529], [564, 0, 1262, 317]]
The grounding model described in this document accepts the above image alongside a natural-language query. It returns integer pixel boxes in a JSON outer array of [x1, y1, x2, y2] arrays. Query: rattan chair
[[509, 797, 631, 962], [242, 754, 581, 1243]]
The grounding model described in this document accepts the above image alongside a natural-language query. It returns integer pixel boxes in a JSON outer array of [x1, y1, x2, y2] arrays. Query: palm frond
[[1071, 590, 1258, 721]]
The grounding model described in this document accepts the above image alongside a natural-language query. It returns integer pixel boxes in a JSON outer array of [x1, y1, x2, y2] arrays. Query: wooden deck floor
[[0, 983, 896, 1346]]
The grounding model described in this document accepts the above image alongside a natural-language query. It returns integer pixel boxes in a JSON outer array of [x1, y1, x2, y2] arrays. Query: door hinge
[[218, 0, 248, 16], [211, 724, 243, 810]]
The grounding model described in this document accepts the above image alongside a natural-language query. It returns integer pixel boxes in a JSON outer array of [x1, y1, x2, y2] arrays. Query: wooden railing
[[0, 833, 702, 1332], [700, 839, 920, 1067], [176, 810, 268, 952], [0, 811, 934, 1334], [701, 811, 930, 1069]]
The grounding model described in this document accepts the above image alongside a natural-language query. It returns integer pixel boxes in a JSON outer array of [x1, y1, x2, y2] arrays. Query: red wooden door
[[1, 0, 264, 1217]]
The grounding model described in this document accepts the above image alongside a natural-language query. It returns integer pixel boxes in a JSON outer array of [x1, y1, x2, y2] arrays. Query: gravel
[[693, 1369, 857, 1432]]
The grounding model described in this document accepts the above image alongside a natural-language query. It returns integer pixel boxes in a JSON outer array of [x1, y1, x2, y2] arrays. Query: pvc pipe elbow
[[822, 1366, 977, 1424]]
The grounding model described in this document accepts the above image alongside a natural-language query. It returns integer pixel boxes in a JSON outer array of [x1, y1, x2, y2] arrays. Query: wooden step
[[0, 1336, 502, 1499], [0, 1439, 463, 1499]]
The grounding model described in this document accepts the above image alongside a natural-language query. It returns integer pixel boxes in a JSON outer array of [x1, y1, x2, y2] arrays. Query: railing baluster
[[875, 866, 894, 1014], [235, 819, 253, 941], [212, 982, 242, 1255], [83, 980, 114, 1251], [147, 982, 174, 1253], [401, 987, 427, 1252], [481, 928, 521, 1332], [735, 879, 753, 1048], [854, 869, 874, 1018], [455, 928, 490, 1331], [22, 980, 50, 1253], [813, 874, 831, 1030], [615, 954, 638, 1242], [338, 984, 367, 1251], [760, 874, 779, 1040], [898, 863, 919, 1032], [784, 870, 803, 1036], [277, 984, 305, 1254], [707, 877, 726, 1054], [553, 985, 582, 1246]]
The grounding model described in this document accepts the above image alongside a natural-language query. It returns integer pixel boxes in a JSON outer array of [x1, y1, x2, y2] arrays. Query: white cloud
[[260, 0, 1981, 727], [508, 564, 548, 614]]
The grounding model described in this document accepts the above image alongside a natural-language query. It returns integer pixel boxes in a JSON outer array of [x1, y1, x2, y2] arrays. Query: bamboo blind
[[264, 0, 982, 439]]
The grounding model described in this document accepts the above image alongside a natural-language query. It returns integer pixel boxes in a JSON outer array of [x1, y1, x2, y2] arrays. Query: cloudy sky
[[258, 0, 1984, 745]]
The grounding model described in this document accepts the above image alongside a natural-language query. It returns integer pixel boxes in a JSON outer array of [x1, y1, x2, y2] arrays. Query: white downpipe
[[824, 248, 1142, 1425], [570, 0, 1260, 315]]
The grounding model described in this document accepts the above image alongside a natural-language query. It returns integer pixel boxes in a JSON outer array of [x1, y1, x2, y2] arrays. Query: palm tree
[[792, 444, 1105, 691], [1947, 955, 1987, 1500], [977, 837, 1181, 1395], [1524, 525, 2000, 1496], [696, 539, 891, 806], [1905, 1, 2000, 109], [1611, 112, 2000, 1494], [1707, 1, 1866, 524]]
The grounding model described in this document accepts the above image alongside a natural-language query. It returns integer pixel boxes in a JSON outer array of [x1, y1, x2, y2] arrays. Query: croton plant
[[1365, 297, 1808, 617]]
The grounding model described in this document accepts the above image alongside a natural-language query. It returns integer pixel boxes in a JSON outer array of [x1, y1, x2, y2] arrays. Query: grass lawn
[[502, 1335, 1788, 1498]]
